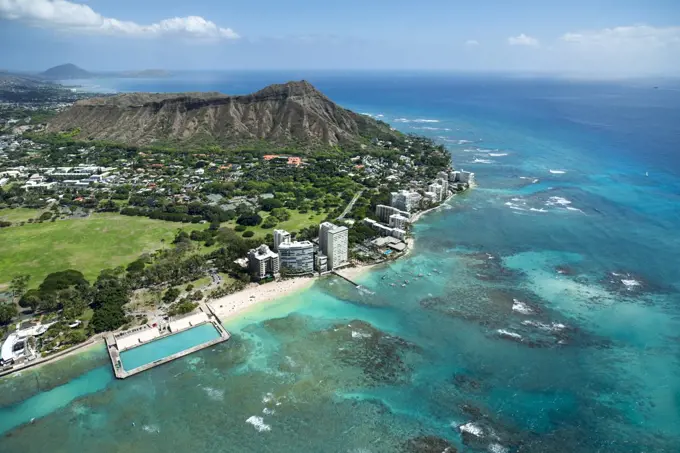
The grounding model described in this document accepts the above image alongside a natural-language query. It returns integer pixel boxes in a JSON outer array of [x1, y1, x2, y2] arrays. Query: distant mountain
[[0, 71, 54, 88], [117, 69, 171, 78], [40, 64, 92, 80], [46, 80, 400, 148]]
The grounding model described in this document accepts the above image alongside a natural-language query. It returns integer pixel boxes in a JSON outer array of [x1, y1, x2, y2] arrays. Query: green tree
[[163, 287, 181, 304], [0, 304, 18, 325], [19, 289, 41, 311], [9, 274, 30, 303]]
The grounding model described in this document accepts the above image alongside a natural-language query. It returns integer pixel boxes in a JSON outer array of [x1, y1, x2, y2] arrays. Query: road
[[337, 190, 363, 220]]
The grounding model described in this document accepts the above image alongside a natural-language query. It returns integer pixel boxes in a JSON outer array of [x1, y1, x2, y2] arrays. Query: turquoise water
[[120, 323, 221, 371], [2, 73, 679, 452]]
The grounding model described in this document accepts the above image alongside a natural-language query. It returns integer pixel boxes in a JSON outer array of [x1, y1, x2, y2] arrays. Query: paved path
[[337, 190, 363, 220]]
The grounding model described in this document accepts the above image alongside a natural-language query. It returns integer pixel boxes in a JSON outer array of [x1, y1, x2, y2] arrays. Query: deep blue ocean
[[1, 72, 679, 452]]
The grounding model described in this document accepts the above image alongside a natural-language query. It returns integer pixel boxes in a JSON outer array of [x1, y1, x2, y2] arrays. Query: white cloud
[[508, 33, 539, 47], [464, 39, 480, 46], [561, 25, 680, 49], [0, 0, 239, 40]]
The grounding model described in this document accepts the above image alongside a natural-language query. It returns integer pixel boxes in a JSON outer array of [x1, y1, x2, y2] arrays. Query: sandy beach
[[208, 277, 316, 321]]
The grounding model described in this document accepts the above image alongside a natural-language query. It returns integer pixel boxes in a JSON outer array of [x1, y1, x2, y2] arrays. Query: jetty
[[105, 302, 230, 379], [331, 270, 361, 287]]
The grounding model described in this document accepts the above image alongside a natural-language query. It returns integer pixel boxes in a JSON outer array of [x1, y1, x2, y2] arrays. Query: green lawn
[[224, 209, 327, 239], [0, 208, 45, 224], [0, 212, 206, 288]]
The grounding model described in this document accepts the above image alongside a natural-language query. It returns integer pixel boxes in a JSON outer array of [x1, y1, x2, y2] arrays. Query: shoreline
[[0, 336, 103, 378], [208, 276, 317, 322], [1, 188, 462, 378]]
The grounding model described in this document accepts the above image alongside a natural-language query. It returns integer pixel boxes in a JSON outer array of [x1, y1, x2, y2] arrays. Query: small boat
[[401, 284, 407, 287]]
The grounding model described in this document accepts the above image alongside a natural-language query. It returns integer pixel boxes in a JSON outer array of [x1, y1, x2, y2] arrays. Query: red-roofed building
[[287, 157, 302, 166], [263, 155, 279, 161], [355, 164, 365, 169]]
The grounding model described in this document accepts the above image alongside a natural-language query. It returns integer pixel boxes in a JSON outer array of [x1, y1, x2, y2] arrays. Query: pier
[[105, 302, 230, 379], [331, 270, 361, 287]]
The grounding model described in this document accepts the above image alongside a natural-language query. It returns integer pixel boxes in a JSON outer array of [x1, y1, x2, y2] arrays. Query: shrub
[[234, 224, 247, 232], [242, 230, 255, 238]]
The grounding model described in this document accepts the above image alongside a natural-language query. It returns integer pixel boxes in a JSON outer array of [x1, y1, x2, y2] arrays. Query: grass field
[[0, 208, 45, 224], [0, 213, 206, 289], [224, 209, 327, 239]]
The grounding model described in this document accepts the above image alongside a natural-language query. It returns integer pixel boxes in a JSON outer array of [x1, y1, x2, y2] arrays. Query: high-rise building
[[364, 218, 406, 240], [376, 204, 410, 224], [273, 229, 291, 251], [315, 253, 328, 273], [247, 244, 280, 280], [389, 214, 410, 230], [437, 178, 449, 200], [278, 240, 314, 274], [428, 182, 444, 202], [319, 221, 349, 270], [457, 171, 475, 184], [390, 190, 422, 213]]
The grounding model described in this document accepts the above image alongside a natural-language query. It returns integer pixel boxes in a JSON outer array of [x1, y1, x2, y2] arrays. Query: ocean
[[1, 72, 679, 452]]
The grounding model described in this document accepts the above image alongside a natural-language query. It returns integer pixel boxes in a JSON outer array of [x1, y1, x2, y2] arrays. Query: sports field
[[0, 213, 205, 288]]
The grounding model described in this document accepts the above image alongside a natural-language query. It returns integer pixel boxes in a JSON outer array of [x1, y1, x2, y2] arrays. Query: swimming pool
[[119, 323, 220, 371]]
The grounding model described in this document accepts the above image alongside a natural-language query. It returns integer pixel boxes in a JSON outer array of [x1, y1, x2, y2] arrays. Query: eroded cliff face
[[47, 81, 397, 147]]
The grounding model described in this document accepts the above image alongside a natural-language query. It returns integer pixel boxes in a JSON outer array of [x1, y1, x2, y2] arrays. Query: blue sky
[[1, 0, 679, 76]]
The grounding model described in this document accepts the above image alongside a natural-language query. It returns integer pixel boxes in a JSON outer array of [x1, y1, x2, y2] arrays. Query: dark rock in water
[[600, 270, 671, 297], [459, 402, 486, 419], [451, 373, 484, 392], [419, 296, 446, 309], [327, 320, 420, 385], [555, 265, 577, 276], [403, 435, 457, 453]]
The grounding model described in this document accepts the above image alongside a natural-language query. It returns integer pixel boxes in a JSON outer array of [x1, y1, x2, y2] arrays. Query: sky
[[1, 0, 679, 77]]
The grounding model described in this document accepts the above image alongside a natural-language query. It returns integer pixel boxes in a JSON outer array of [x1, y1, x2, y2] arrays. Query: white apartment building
[[376, 204, 410, 224], [390, 190, 422, 213], [389, 214, 410, 230], [278, 240, 315, 274], [273, 229, 291, 251], [248, 244, 280, 280], [364, 218, 407, 240], [428, 182, 444, 202], [319, 222, 349, 270]]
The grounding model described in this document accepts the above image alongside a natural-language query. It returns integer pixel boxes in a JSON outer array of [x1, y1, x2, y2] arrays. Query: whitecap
[[262, 407, 276, 415], [529, 208, 548, 213], [458, 139, 473, 144], [246, 416, 271, 432], [549, 169, 566, 174], [496, 329, 522, 339], [262, 392, 275, 404], [547, 196, 571, 206], [351, 330, 372, 339], [459, 422, 484, 437], [488, 153, 508, 157], [472, 158, 494, 164], [488, 443, 508, 453], [394, 118, 440, 123], [203, 387, 224, 401], [621, 279, 641, 289], [522, 320, 567, 332], [512, 299, 534, 315], [142, 424, 160, 434]]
